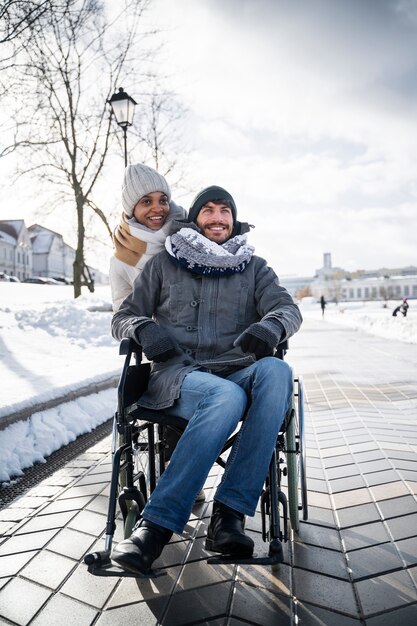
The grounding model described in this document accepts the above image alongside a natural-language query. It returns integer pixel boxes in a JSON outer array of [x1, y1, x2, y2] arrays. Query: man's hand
[[234, 319, 284, 359], [135, 322, 181, 363]]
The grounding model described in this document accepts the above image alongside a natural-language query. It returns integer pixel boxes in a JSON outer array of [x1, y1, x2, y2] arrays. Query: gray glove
[[135, 322, 181, 363], [235, 319, 284, 358]]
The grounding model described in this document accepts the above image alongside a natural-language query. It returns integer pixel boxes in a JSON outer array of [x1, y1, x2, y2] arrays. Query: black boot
[[205, 501, 254, 556], [111, 518, 172, 575]]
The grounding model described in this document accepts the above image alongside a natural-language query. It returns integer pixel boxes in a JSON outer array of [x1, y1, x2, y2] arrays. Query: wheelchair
[[85, 337, 308, 577]]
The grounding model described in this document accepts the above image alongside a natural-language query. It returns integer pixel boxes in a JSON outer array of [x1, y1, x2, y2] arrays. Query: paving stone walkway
[[1, 316, 417, 625]]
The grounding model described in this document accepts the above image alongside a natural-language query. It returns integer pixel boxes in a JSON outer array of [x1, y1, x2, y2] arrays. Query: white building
[[28, 224, 75, 281], [339, 274, 417, 302], [311, 254, 417, 302], [0, 220, 32, 280], [0, 219, 108, 285], [280, 274, 314, 298]]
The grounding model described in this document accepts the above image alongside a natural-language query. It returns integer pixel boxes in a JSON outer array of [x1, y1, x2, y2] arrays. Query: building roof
[[30, 231, 54, 254], [29, 224, 66, 254], [0, 230, 16, 245], [0, 220, 26, 241], [28, 224, 64, 239]]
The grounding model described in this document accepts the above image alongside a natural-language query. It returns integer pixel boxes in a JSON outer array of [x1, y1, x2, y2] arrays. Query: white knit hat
[[122, 164, 171, 217]]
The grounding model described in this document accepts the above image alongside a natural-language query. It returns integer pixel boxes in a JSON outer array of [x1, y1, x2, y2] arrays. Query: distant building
[[29, 224, 75, 281], [280, 274, 314, 298], [311, 253, 417, 302], [0, 220, 32, 280], [0, 219, 108, 284]]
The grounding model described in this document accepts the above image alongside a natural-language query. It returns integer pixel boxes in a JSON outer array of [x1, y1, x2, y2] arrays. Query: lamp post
[[107, 87, 137, 167]]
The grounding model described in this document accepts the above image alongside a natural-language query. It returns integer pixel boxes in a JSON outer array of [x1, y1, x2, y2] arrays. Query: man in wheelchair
[[111, 185, 302, 576]]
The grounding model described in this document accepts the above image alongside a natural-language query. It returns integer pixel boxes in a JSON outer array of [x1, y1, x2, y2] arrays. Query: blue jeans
[[142, 357, 293, 534]]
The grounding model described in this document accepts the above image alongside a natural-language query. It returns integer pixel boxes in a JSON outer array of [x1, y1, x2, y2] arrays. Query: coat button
[[190, 300, 198, 307], [185, 348, 193, 355], [186, 326, 193, 331]]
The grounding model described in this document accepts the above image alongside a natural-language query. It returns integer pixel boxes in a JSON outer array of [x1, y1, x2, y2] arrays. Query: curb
[[0, 375, 119, 431]]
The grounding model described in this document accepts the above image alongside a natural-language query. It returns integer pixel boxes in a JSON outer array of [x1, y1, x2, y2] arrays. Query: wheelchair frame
[[85, 338, 308, 577]]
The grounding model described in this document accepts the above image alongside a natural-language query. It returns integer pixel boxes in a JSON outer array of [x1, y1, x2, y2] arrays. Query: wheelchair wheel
[[285, 407, 299, 532], [298, 377, 308, 520], [115, 420, 162, 539], [285, 375, 308, 533], [132, 421, 162, 498]]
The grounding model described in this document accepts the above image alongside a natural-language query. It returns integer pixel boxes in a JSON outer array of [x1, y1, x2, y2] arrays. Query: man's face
[[133, 192, 169, 230], [196, 202, 233, 243]]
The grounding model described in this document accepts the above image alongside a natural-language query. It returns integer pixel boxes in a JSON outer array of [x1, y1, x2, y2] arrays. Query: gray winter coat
[[112, 250, 302, 409]]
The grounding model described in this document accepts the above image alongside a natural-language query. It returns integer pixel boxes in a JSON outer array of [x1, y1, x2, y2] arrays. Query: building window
[[404, 286, 409, 296], [371, 287, 377, 298], [357, 288, 362, 298], [364, 287, 369, 298]]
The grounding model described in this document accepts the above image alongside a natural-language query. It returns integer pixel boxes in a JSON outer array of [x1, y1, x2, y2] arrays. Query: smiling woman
[[133, 192, 170, 231], [109, 163, 187, 312]]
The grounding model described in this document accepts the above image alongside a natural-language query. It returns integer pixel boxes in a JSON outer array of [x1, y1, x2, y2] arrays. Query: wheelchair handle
[[119, 337, 142, 363]]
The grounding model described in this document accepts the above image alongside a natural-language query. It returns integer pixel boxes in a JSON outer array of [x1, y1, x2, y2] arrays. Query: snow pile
[[0, 284, 119, 416], [14, 301, 114, 348], [0, 388, 116, 483], [0, 283, 119, 484]]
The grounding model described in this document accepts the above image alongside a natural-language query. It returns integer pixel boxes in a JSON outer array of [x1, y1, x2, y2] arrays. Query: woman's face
[[133, 192, 170, 230]]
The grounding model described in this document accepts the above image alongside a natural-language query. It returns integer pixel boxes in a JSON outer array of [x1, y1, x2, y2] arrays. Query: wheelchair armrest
[[275, 339, 288, 360], [119, 337, 142, 362]]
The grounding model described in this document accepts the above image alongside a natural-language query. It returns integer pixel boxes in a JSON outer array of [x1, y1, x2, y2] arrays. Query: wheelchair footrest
[[84, 551, 166, 579], [207, 552, 283, 566]]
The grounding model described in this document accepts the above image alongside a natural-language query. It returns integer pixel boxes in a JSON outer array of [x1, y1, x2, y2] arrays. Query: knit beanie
[[188, 185, 237, 224], [122, 164, 171, 217]]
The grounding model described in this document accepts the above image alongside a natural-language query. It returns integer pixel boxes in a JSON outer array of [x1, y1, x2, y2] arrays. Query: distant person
[[320, 295, 326, 318], [109, 163, 187, 312], [392, 297, 409, 318]]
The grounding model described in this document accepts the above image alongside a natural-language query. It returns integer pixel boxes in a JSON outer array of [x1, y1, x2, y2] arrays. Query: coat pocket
[[236, 283, 251, 330]]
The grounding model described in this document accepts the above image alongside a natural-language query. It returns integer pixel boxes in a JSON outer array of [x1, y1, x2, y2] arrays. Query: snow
[[1, 283, 416, 484], [299, 297, 417, 344], [0, 283, 119, 483]]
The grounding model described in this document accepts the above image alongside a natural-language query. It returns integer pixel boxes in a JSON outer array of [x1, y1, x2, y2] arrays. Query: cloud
[[2, 0, 416, 277], [150, 0, 417, 275]]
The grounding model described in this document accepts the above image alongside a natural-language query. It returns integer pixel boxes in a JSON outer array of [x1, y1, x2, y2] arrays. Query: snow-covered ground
[[298, 297, 417, 344], [0, 283, 118, 483], [0, 283, 416, 484]]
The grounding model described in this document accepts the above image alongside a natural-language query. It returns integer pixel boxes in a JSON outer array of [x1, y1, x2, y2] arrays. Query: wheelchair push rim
[[285, 374, 308, 533]]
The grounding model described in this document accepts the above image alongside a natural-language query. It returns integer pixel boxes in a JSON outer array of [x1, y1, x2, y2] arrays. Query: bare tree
[[135, 90, 188, 182], [0, 1, 52, 44], [2, 0, 157, 297]]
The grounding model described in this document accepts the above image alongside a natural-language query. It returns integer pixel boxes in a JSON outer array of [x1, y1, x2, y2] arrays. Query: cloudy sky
[[1, 0, 417, 278], [146, 0, 417, 276]]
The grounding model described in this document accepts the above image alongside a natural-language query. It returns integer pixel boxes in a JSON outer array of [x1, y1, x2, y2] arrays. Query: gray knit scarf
[[165, 228, 255, 276]]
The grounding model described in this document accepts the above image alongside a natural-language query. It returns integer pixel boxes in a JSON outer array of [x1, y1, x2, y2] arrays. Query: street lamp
[[107, 87, 137, 166]]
